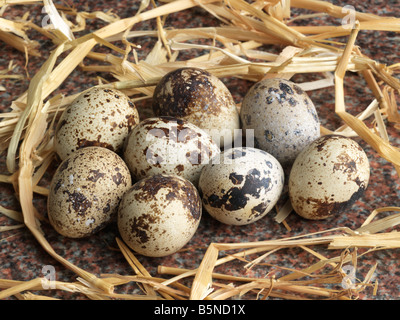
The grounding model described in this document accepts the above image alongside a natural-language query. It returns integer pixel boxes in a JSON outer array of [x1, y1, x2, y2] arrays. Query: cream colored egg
[[47, 147, 132, 238], [198, 147, 284, 225], [55, 87, 140, 160], [240, 78, 320, 167], [289, 134, 370, 220], [152, 67, 240, 148], [118, 174, 201, 257], [123, 116, 220, 186]]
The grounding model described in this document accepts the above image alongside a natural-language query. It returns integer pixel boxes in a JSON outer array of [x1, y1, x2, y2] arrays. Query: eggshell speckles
[[198, 147, 284, 225], [117, 174, 201, 257], [240, 78, 320, 167], [123, 116, 220, 186], [152, 67, 240, 148], [47, 147, 132, 238], [55, 87, 140, 160], [289, 134, 370, 220]]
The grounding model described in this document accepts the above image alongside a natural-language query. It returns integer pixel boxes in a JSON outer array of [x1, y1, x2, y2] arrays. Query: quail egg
[[55, 87, 140, 160], [152, 67, 240, 148], [289, 134, 370, 220], [198, 147, 284, 225], [240, 78, 320, 167], [47, 147, 132, 238], [123, 116, 220, 186], [118, 174, 202, 257]]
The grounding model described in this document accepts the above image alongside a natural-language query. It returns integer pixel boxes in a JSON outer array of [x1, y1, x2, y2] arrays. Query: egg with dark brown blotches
[[289, 134, 370, 220], [47, 147, 132, 238], [123, 116, 220, 186], [55, 87, 140, 160], [152, 67, 240, 148], [117, 174, 202, 257], [240, 78, 320, 167], [198, 147, 284, 225]]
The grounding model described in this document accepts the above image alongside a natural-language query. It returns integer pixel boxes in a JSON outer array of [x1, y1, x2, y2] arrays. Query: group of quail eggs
[[48, 67, 370, 257]]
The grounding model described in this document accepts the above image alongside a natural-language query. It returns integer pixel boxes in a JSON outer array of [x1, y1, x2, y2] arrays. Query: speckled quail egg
[[198, 147, 284, 225], [289, 134, 370, 220], [55, 87, 140, 160], [118, 174, 201, 257], [152, 67, 240, 148], [123, 116, 220, 186], [240, 78, 320, 167], [47, 147, 132, 238]]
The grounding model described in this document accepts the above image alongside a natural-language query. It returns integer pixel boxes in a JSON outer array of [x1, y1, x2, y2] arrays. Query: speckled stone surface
[[0, 0, 400, 300]]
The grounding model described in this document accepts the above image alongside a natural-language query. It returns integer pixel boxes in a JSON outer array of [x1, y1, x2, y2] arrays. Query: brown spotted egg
[[123, 116, 220, 186], [240, 78, 320, 167], [55, 87, 140, 160], [152, 67, 240, 148], [289, 134, 370, 220], [47, 147, 132, 238], [198, 147, 284, 225], [118, 174, 201, 257]]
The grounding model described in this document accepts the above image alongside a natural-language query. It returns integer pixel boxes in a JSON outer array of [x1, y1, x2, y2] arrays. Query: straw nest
[[0, 0, 399, 300]]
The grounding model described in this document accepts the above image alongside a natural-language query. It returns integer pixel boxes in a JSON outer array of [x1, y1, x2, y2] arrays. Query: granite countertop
[[0, 0, 399, 300]]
